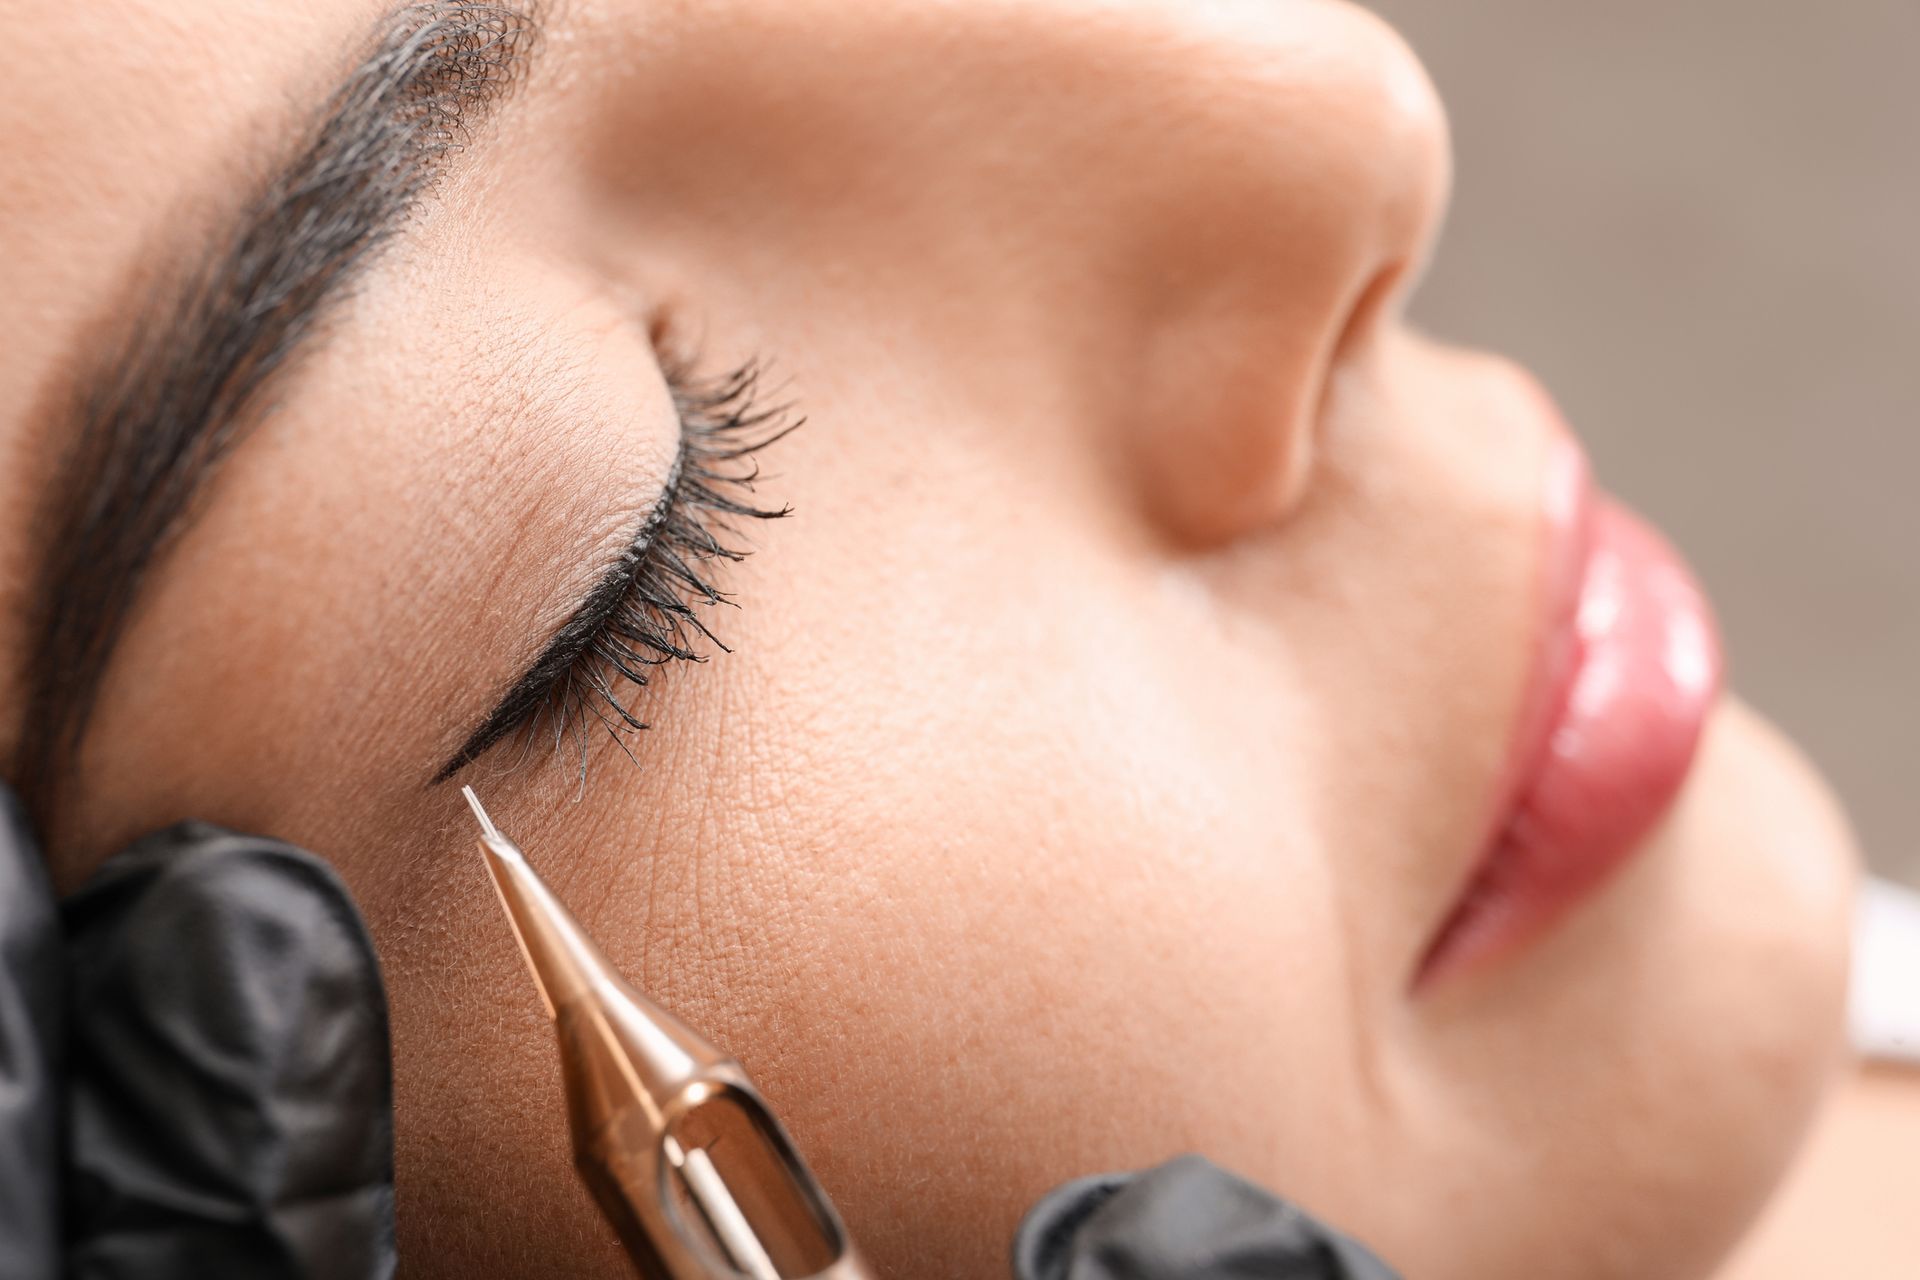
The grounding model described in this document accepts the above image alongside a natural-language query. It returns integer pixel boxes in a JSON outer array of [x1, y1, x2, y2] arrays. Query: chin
[[1661, 696, 1859, 1271], [1563, 695, 1858, 1279]]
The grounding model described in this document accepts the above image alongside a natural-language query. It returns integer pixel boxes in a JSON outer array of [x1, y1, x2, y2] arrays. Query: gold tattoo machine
[[461, 787, 873, 1280]]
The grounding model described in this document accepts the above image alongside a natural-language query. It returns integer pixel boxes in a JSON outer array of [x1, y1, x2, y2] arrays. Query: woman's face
[[0, 1, 1859, 1276]]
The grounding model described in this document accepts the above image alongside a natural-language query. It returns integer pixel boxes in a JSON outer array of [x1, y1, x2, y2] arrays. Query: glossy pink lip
[[1417, 435, 1722, 985]]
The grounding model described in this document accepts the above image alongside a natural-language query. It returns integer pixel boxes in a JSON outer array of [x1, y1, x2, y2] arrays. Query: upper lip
[[1477, 433, 1594, 858], [1411, 411, 1595, 979]]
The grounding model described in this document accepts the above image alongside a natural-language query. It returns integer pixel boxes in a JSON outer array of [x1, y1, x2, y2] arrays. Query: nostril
[[1294, 253, 1415, 486], [1125, 255, 1419, 552], [1329, 257, 1414, 374]]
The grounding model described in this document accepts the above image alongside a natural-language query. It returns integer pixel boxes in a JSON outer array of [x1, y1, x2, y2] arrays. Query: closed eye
[[431, 353, 798, 786]]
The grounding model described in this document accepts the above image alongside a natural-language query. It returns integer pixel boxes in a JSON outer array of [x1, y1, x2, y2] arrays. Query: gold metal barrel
[[464, 787, 874, 1280]]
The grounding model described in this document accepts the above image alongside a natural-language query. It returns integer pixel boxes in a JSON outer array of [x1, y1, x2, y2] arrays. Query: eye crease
[[431, 355, 798, 787]]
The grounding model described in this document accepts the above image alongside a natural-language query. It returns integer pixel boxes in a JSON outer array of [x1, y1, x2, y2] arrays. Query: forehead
[[0, 0, 382, 760], [0, 0, 384, 410]]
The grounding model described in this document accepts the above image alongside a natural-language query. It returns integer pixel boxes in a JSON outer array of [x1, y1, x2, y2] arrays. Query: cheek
[[367, 615, 1374, 1278], [625, 645, 1378, 1276]]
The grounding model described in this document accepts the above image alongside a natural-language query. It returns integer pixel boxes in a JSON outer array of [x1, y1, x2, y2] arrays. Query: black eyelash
[[433, 352, 796, 786]]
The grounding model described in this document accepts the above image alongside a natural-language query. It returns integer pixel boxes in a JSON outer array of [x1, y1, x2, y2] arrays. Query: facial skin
[[0, 1, 1860, 1277]]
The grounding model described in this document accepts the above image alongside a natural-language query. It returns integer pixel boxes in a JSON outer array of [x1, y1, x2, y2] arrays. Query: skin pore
[[0, 1, 1886, 1276]]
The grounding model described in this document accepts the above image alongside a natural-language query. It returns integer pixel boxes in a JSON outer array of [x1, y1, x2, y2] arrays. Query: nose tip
[[1333, 5, 1453, 286]]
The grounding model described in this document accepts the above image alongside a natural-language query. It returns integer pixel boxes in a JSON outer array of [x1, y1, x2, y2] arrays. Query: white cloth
[[1851, 876, 1920, 1066]]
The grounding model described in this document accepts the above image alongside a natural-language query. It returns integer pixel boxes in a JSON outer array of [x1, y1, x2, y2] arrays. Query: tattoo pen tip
[[461, 784, 499, 840]]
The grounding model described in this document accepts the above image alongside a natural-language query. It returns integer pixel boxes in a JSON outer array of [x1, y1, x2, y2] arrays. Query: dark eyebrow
[[12, 2, 540, 822]]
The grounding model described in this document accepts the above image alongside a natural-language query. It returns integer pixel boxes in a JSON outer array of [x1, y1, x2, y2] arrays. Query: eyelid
[[430, 460, 683, 785], [430, 355, 797, 787]]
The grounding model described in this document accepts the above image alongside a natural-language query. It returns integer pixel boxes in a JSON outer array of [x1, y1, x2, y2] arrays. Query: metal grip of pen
[[565, 1051, 869, 1280], [465, 787, 873, 1280]]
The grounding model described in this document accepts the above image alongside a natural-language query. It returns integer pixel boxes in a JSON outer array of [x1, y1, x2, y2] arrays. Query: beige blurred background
[[1365, 0, 1919, 886]]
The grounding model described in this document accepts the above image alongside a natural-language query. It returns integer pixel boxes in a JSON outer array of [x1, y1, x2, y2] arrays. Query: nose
[[563, 0, 1448, 547], [1112, 2, 1452, 544]]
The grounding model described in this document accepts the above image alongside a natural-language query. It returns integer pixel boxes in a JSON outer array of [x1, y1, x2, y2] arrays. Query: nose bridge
[[1121, 1, 1452, 545]]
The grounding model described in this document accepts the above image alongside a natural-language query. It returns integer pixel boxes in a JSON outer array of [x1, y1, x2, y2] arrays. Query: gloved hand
[[0, 783, 395, 1280], [1012, 1156, 1403, 1280]]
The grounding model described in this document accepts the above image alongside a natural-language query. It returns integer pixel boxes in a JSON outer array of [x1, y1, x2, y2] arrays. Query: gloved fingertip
[[1013, 1155, 1403, 1280], [1012, 1171, 1132, 1280]]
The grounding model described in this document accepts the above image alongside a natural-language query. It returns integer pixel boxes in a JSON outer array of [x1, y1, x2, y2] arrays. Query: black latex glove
[[1013, 1155, 1402, 1280], [0, 784, 395, 1280]]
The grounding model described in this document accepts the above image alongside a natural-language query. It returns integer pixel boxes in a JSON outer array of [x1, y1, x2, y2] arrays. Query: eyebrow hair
[[12, 2, 539, 822]]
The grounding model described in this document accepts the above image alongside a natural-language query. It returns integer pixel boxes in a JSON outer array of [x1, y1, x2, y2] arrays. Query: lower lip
[[1418, 454, 1722, 984]]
